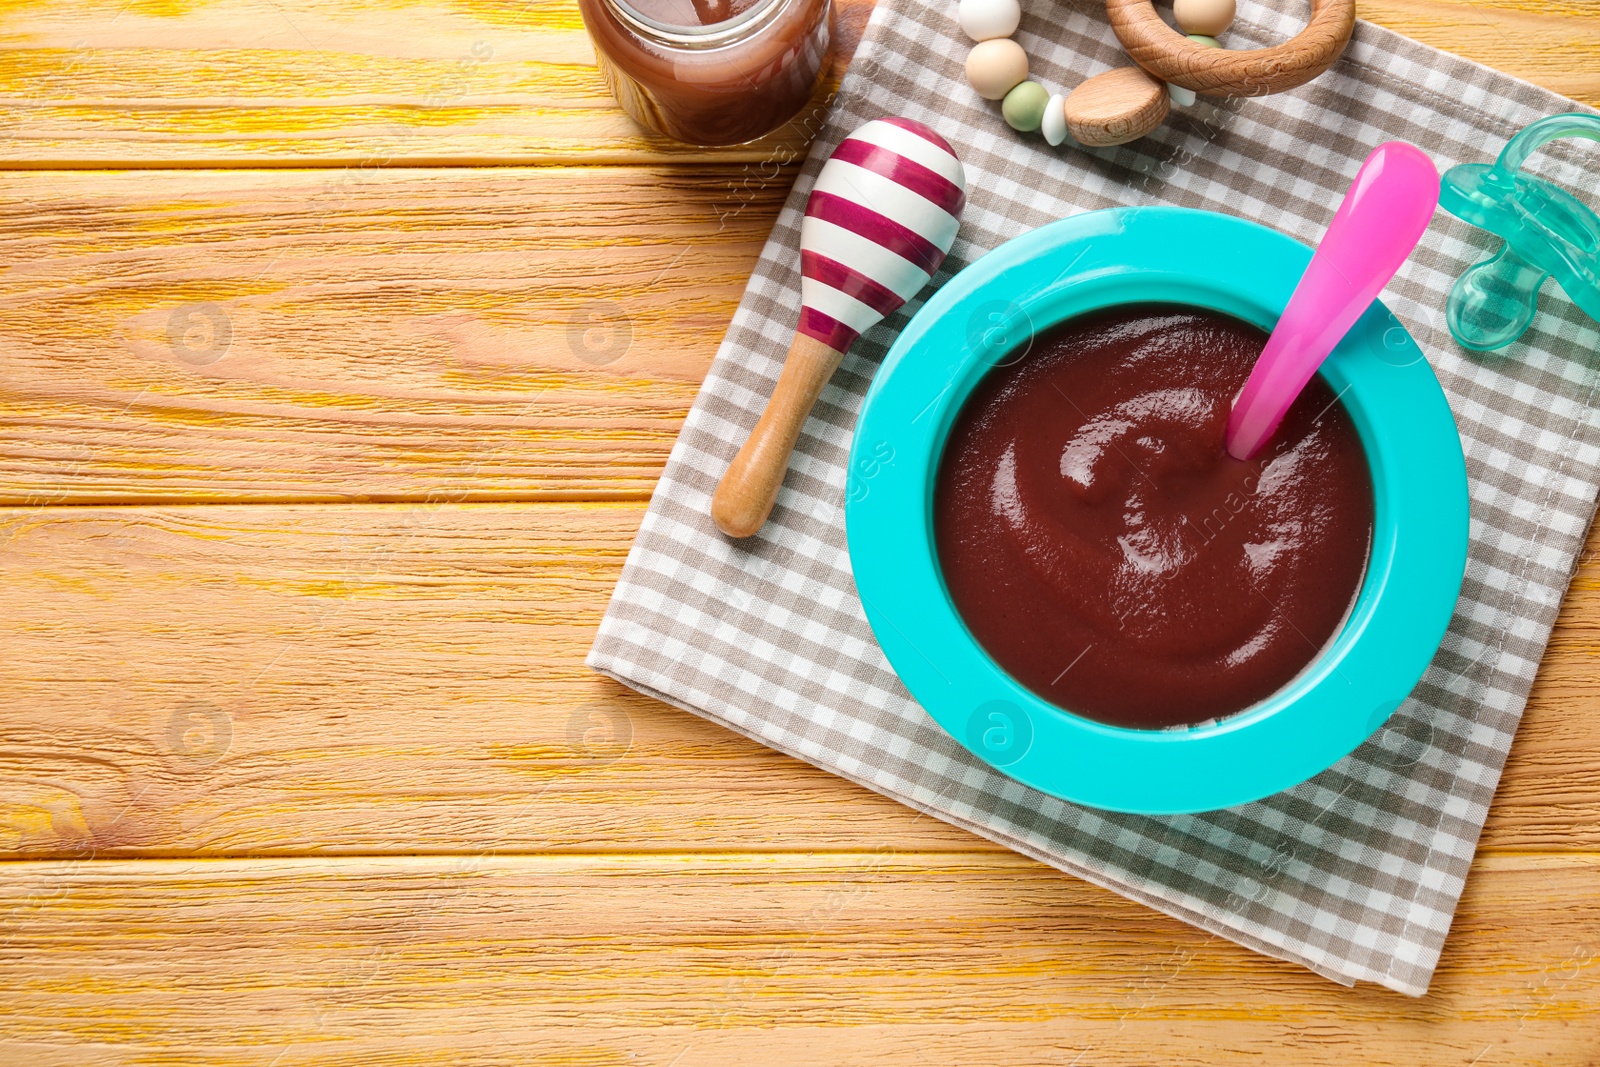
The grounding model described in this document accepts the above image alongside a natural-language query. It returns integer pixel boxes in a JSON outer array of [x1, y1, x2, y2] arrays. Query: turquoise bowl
[[845, 206, 1469, 814]]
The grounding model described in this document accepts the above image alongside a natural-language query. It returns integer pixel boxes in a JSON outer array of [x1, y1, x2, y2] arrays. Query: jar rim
[[604, 0, 786, 45]]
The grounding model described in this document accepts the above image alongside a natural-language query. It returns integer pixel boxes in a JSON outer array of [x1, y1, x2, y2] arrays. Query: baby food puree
[[935, 305, 1374, 730]]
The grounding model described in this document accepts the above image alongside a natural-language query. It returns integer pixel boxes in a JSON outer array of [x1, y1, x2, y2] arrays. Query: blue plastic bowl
[[845, 207, 1469, 814]]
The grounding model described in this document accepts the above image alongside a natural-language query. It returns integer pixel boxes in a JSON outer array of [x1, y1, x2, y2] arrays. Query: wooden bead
[[1062, 67, 1170, 147]]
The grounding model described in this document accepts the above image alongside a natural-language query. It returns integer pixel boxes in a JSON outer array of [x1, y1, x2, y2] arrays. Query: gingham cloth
[[588, 0, 1600, 995]]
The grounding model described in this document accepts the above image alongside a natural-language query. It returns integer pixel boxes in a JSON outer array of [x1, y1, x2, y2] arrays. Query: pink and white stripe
[[798, 118, 966, 353]]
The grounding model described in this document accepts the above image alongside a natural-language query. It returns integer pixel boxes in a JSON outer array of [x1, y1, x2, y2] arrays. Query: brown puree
[[578, 0, 831, 147], [934, 305, 1374, 730]]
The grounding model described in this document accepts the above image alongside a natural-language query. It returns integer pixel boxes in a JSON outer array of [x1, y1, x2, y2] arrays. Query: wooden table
[[1, 1, 1598, 1063]]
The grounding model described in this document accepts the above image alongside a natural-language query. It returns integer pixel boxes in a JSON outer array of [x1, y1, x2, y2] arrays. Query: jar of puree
[[578, 0, 832, 146]]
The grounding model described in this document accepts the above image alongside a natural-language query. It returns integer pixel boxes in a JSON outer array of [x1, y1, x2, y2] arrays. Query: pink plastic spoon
[[1225, 142, 1440, 460]]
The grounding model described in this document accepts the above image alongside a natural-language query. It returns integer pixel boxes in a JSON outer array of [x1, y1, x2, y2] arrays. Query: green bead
[[1187, 34, 1221, 48], [1002, 80, 1050, 133]]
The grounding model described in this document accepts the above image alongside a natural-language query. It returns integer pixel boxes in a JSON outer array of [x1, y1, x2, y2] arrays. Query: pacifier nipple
[[1446, 245, 1548, 352]]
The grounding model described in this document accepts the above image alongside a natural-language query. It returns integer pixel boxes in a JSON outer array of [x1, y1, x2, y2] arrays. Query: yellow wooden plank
[[1360, 0, 1600, 105], [0, 0, 875, 167], [1, 500, 1597, 858], [0, 500, 985, 857], [0, 165, 786, 504], [0, 851, 1597, 1064], [0, 0, 1593, 167]]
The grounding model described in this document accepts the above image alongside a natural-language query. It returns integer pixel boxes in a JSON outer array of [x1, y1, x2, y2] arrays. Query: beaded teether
[[1438, 113, 1600, 351], [958, 0, 1355, 147]]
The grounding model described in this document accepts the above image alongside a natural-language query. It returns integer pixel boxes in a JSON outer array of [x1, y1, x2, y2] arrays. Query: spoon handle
[[711, 332, 846, 538], [1226, 142, 1439, 460]]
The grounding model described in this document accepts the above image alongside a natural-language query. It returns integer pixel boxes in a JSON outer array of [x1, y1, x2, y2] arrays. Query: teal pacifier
[[1439, 113, 1600, 351]]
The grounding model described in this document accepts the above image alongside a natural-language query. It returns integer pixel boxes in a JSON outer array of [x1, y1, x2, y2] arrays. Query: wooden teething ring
[[1105, 0, 1356, 97]]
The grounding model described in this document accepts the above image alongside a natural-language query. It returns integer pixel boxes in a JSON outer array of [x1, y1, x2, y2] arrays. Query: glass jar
[[578, 0, 833, 147]]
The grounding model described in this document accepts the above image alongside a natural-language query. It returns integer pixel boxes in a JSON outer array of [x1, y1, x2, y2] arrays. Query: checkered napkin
[[588, 0, 1600, 994]]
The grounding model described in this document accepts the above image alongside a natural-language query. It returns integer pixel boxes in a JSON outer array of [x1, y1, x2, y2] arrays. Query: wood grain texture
[[711, 332, 843, 539], [1, 852, 1598, 1065], [1061, 65, 1171, 147], [0, 0, 873, 167], [0, 0, 1592, 167], [2, 0, 1599, 1051], [0, 502, 979, 857], [1108, 0, 1356, 97], [0, 165, 786, 504], [2, 500, 1599, 859], [1358, 0, 1600, 107]]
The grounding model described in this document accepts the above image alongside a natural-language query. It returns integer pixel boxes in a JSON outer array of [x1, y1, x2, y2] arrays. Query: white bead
[[1041, 93, 1067, 146], [1168, 83, 1196, 108], [957, 0, 1022, 42], [1174, 0, 1235, 37]]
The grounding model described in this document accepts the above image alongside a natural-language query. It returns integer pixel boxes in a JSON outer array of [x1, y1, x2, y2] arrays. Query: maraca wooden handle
[[712, 332, 845, 539], [710, 117, 966, 538]]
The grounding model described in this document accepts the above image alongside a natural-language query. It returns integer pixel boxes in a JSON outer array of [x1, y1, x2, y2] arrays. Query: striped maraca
[[712, 117, 966, 538]]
